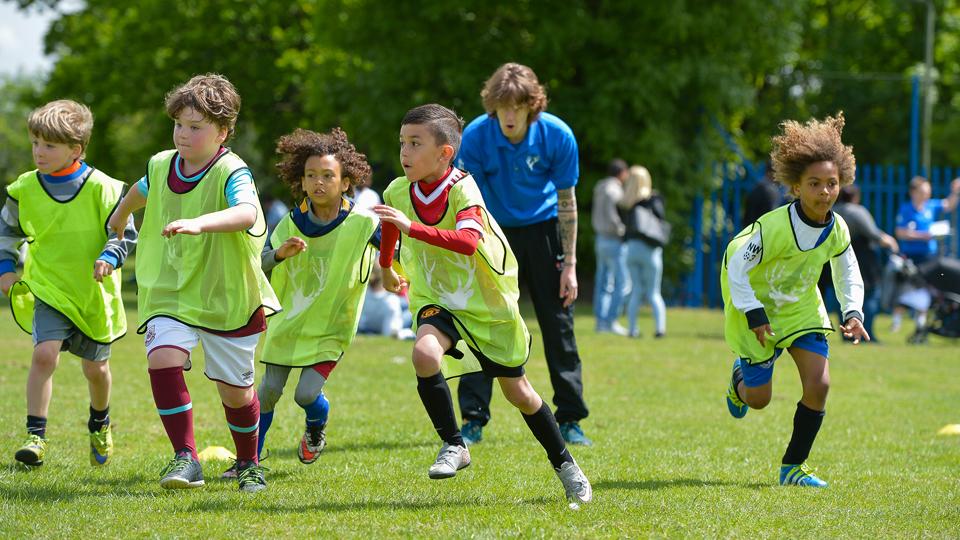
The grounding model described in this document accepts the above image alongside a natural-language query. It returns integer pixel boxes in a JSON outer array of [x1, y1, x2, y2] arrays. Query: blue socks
[[256, 410, 274, 458], [302, 392, 329, 428], [256, 392, 328, 458]]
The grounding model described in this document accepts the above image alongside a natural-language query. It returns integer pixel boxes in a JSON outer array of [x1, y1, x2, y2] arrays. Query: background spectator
[[743, 163, 783, 225], [619, 165, 668, 338], [832, 184, 898, 340], [358, 265, 413, 340], [891, 176, 960, 332], [592, 158, 629, 334]]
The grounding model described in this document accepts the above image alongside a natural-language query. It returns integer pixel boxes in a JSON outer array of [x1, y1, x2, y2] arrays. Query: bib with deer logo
[[721, 204, 851, 363], [262, 204, 378, 366], [384, 175, 530, 372]]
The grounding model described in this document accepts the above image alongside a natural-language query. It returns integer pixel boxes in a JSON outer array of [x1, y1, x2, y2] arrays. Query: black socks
[[416, 372, 464, 447], [782, 401, 825, 465], [88, 405, 110, 433], [522, 402, 573, 470], [26, 415, 47, 439]]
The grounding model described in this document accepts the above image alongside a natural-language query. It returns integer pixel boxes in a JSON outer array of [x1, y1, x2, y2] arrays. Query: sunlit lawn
[[0, 303, 957, 538]]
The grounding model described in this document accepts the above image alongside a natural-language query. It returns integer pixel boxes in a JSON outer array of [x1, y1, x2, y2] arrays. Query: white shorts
[[144, 317, 260, 388]]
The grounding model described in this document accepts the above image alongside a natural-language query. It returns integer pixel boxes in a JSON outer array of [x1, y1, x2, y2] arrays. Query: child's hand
[[0, 271, 18, 296], [93, 260, 115, 282], [107, 211, 128, 238], [381, 266, 406, 293], [162, 218, 203, 237], [276, 237, 307, 261], [840, 317, 870, 345], [372, 205, 412, 235], [751, 324, 775, 347]]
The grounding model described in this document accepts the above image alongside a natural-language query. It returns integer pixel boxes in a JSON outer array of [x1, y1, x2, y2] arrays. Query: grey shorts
[[33, 299, 111, 362]]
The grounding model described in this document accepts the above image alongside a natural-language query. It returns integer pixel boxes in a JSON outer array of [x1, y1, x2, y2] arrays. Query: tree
[[0, 74, 42, 185], [16, 0, 804, 279]]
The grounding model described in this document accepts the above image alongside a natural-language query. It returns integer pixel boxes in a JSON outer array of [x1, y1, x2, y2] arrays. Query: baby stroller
[[909, 257, 960, 343], [881, 254, 930, 313]]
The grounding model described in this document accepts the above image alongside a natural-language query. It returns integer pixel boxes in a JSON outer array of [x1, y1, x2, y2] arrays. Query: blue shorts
[[741, 332, 829, 388]]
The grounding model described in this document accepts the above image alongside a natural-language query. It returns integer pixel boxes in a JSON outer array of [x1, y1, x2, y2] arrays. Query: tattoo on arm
[[557, 188, 578, 264]]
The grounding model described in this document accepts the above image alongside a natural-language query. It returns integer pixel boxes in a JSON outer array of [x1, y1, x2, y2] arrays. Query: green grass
[[0, 304, 957, 538]]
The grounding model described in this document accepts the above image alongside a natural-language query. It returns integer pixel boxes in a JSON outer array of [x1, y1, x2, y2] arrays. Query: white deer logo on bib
[[419, 252, 476, 311], [286, 256, 329, 318]]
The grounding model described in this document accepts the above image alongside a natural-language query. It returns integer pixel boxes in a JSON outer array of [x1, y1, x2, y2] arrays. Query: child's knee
[[411, 343, 442, 373], [806, 377, 830, 403], [219, 382, 255, 408], [508, 392, 540, 411], [258, 383, 284, 412], [32, 343, 59, 370], [293, 369, 327, 407], [743, 387, 772, 409], [81, 359, 110, 380], [501, 379, 540, 410], [293, 386, 323, 408]]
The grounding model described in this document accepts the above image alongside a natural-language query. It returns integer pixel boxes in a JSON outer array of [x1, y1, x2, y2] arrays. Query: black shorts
[[416, 305, 525, 379]]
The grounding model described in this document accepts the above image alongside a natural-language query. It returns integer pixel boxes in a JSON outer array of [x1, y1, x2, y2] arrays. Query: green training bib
[[136, 149, 279, 332], [721, 204, 851, 363], [262, 204, 378, 366], [6, 168, 127, 343], [383, 174, 530, 377]]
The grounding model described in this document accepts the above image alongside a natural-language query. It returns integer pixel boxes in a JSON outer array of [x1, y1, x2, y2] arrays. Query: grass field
[[0, 303, 957, 538]]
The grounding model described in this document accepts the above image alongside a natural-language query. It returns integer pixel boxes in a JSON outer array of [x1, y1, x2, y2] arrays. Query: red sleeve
[[379, 222, 399, 267], [409, 223, 481, 256], [455, 206, 483, 227]]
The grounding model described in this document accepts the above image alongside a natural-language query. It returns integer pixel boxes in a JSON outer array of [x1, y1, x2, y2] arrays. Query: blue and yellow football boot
[[15, 434, 47, 466], [89, 424, 113, 465], [779, 463, 828, 487], [726, 358, 748, 418]]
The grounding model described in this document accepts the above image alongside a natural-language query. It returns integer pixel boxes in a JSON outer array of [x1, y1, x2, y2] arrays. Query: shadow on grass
[[0, 480, 154, 502], [595, 478, 770, 491], [187, 495, 556, 514], [265, 440, 435, 460], [0, 483, 86, 503]]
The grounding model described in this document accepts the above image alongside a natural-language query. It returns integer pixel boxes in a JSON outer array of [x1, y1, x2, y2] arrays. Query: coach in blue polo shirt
[[455, 63, 591, 446]]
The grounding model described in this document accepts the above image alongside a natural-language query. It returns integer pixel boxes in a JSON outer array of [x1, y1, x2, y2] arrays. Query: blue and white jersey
[[895, 199, 944, 258]]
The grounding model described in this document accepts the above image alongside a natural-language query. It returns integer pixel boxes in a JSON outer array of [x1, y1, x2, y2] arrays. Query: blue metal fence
[[681, 162, 960, 308]]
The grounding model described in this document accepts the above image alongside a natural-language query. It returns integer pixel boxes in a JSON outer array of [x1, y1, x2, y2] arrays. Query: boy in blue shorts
[[1, 99, 136, 467], [374, 104, 591, 506], [109, 74, 280, 492], [722, 113, 869, 487]]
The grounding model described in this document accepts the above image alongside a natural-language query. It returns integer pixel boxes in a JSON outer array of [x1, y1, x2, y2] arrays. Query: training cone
[[936, 424, 960, 436], [197, 445, 237, 461]]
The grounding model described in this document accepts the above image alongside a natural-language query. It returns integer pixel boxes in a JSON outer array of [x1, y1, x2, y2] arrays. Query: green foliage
[[0, 75, 42, 185], [36, 0, 313, 194], [746, 0, 960, 168], [0, 306, 958, 536], [19, 0, 803, 279]]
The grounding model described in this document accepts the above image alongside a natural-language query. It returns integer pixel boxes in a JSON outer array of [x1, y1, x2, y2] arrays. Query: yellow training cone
[[197, 445, 237, 461], [936, 424, 960, 436]]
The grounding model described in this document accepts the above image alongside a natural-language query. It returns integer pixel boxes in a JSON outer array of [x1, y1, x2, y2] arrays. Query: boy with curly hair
[[222, 127, 381, 474], [721, 113, 869, 488], [109, 74, 280, 492], [1, 99, 136, 467]]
